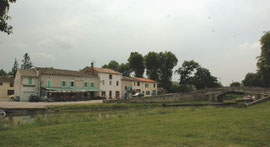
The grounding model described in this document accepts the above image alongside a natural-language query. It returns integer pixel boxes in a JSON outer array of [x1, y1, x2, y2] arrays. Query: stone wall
[[103, 93, 209, 103], [103, 87, 270, 103]]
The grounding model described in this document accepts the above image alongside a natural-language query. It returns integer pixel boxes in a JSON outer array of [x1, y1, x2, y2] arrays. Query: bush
[[29, 95, 41, 102]]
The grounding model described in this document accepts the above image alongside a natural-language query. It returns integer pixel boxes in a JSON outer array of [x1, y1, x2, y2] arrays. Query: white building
[[82, 64, 122, 99]]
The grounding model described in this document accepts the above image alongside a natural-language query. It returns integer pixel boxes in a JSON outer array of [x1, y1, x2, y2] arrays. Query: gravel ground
[[0, 98, 103, 108]]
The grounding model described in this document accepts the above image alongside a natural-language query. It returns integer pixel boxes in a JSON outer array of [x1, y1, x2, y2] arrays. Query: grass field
[[1, 101, 270, 146]]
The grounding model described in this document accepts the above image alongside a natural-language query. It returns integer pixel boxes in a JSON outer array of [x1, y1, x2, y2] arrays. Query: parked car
[[133, 92, 144, 97]]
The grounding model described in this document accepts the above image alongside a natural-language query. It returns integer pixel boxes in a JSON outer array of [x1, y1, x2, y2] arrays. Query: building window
[[115, 91, 120, 98], [70, 81, 75, 87], [28, 78, 32, 85], [152, 90, 157, 96], [109, 91, 112, 98], [7, 90, 14, 95], [109, 74, 112, 80], [145, 83, 149, 88], [102, 80, 105, 85], [10, 83, 14, 87], [84, 82, 88, 88], [154, 83, 156, 88], [0, 82, 2, 86], [116, 81, 119, 86], [146, 91, 150, 95], [91, 82, 94, 88], [134, 82, 136, 86], [101, 91, 106, 97], [48, 80, 51, 87], [110, 81, 112, 85], [137, 82, 140, 86], [125, 86, 127, 90], [62, 81, 66, 87]]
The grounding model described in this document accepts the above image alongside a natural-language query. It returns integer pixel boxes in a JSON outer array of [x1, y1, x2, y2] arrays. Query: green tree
[[0, 69, 8, 77], [128, 52, 145, 77], [145, 52, 160, 81], [9, 58, 18, 77], [242, 73, 262, 87], [191, 67, 221, 90], [119, 63, 132, 77], [230, 82, 241, 87], [21, 53, 33, 69], [159, 51, 178, 91], [0, 0, 16, 34], [257, 31, 270, 87], [102, 60, 119, 71], [175, 60, 200, 86]]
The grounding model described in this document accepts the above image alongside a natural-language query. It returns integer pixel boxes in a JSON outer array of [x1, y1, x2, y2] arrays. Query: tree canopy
[[159, 51, 178, 91], [9, 58, 18, 77], [176, 60, 200, 86], [191, 67, 221, 89], [118, 63, 132, 77], [0, 69, 8, 77], [145, 52, 160, 81], [242, 73, 262, 87], [21, 53, 33, 69], [128, 52, 145, 77], [0, 0, 16, 35], [257, 31, 270, 87], [230, 82, 241, 87], [102, 60, 119, 71]]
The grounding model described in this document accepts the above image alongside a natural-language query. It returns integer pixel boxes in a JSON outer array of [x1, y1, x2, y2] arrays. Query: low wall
[[103, 93, 209, 103]]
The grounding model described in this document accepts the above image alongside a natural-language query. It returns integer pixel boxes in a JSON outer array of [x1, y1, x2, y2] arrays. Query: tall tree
[[159, 51, 178, 91], [9, 58, 18, 77], [119, 63, 132, 77], [145, 52, 160, 81], [102, 60, 119, 71], [128, 52, 145, 77], [191, 67, 221, 90], [257, 31, 270, 87], [0, 69, 8, 77], [242, 73, 262, 87], [0, 0, 16, 34], [175, 60, 200, 86], [21, 53, 33, 69]]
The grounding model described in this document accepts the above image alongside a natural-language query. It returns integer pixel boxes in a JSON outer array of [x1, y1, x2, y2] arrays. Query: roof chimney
[[90, 62, 94, 75], [91, 62, 94, 68]]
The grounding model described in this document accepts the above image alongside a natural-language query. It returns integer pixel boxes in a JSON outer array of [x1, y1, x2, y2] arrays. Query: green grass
[[47, 101, 222, 110], [1, 101, 270, 146]]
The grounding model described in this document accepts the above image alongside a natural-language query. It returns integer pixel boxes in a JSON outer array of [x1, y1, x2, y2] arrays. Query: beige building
[[0, 78, 14, 99], [14, 69, 39, 101], [15, 67, 101, 101], [121, 76, 158, 98]]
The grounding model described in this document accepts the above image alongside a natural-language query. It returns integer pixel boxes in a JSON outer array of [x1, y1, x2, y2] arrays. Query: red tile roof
[[133, 77, 157, 83], [122, 76, 157, 83], [18, 69, 37, 77], [94, 67, 122, 75], [0, 77, 14, 83]]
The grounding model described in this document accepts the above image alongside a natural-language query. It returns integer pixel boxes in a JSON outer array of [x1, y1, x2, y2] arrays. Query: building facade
[[14, 69, 39, 101], [121, 76, 158, 98], [14, 67, 101, 101], [82, 65, 122, 99], [0, 78, 15, 99]]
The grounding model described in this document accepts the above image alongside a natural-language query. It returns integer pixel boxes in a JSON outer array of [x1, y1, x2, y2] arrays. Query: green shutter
[[48, 80, 51, 87], [28, 78, 32, 85], [91, 82, 94, 88]]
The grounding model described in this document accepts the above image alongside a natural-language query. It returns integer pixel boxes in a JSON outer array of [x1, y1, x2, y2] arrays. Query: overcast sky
[[0, 0, 270, 85]]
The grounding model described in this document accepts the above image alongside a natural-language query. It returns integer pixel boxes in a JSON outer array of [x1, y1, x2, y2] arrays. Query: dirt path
[[0, 98, 103, 109]]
